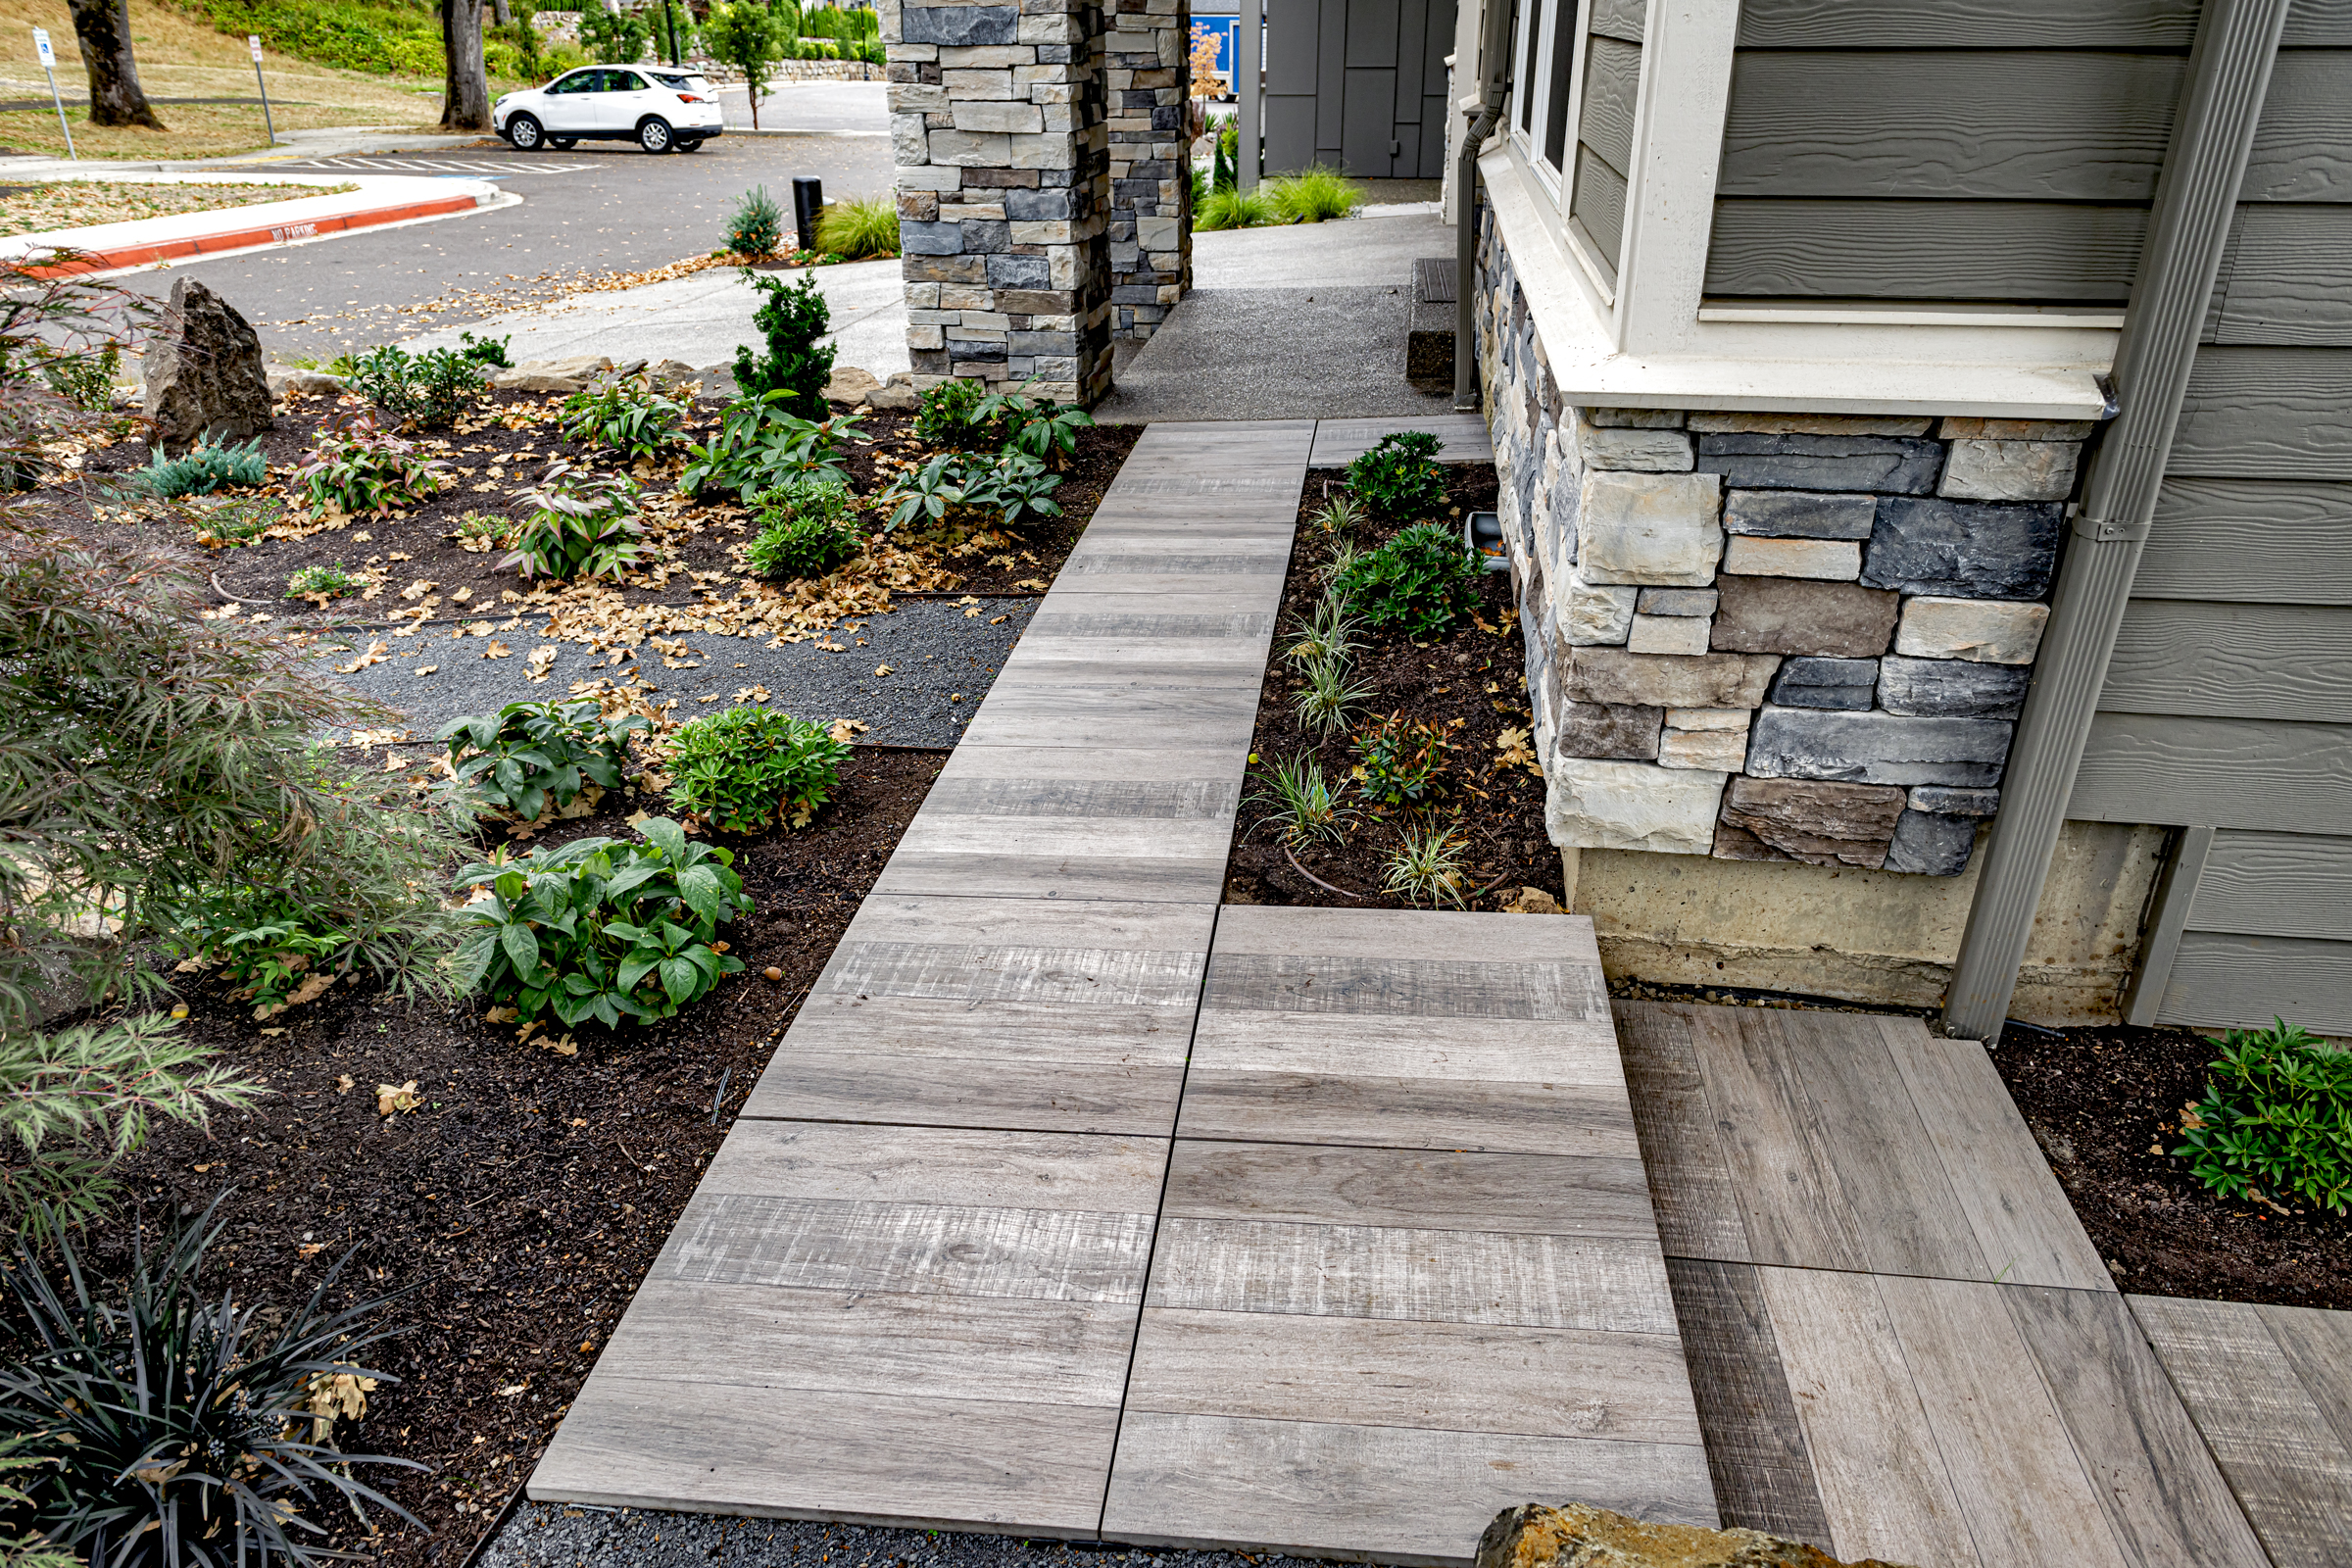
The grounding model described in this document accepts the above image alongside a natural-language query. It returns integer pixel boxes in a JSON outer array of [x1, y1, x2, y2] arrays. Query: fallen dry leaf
[[376, 1080, 421, 1115], [336, 1074, 355, 1094], [482, 640, 513, 660], [337, 641, 390, 674]]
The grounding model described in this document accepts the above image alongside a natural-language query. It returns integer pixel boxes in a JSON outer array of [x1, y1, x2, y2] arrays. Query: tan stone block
[[941, 68, 1014, 99], [906, 324, 946, 350], [1710, 575, 1897, 658], [1627, 614, 1711, 657], [1894, 597, 2049, 664], [1659, 726, 1748, 771], [1567, 648, 1781, 709], [903, 281, 940, 308], [1576, 470, 1725, 587], [1010, 220, 1074, 244], [1668, 708, 1751, 731], [1937, 416, 2098, 440], [1721, 535, 1863, 580], [1546, 759, 1728, 855], [953, 99, 1044, 134], [1008, 131, 1079, 168], [926, 128, 1012, 165], [1938, 438, 2082, 503], [888, 83, 949, 115], [939, 45, 1035, 67]]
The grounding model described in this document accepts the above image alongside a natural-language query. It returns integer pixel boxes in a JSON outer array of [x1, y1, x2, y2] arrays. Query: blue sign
[[1191, 16, 1236, 81]]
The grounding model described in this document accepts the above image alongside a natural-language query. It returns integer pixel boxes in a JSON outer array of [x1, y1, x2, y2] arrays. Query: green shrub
[[290, 413, 450, 515], [347, 342, 488, 427], [1346, 429, 1446, 518], [1331, 520, 1480, 638], [456, 817, 752, 1027], [504, 462, 644, 580], [746, 477, 860, 580], [1350, 712, 1454, 808], [578, 3, 650, 63], [542, 37, 591, 74], [731, 270, 835, 416], [176, 0, 443, 76], [284, 563, 359, 600], [189, 494, 280, 548], [162, 885, 352, 1015], [137, 436, 267, 498], [816, 191, 900, 259], [0, 1197, 420, 1562], [2173, 1019, 2352, 1214], [34, 338, 119, 411], [666, 707, 852, 833], [975, 380, 1095, 466], [560, 370, 689, 461], [727, 184, 785, 259], [459, 329, 513, 368], [913, 377, 990, 447], [437, 697, 650, 823], [1267, 163, 1361, 222], [678, 392, 858, 502], [875, 449, 1064, 531], [1197, 185, 1274, 230]]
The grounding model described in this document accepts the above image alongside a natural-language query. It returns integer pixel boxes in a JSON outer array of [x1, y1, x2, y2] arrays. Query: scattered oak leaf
[[376, 1080, 422, 1115]]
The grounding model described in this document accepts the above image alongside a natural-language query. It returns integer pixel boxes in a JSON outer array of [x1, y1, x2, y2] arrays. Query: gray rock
[[1885, 809, 1982, 875], [266, 365, 345, 400], [1555, 700, 1663, 760], [1567, 648, 1781, 710], [1689, 413, 1935, 437], [1585, 407, 1686, 428], [1722, 488, 1877, 540], [1576, 470, 1724, 586], [1709, 574, 1898, 659], [1560, 580, 1639, 645], [1695, 433, 1943, 495], [1547, 758, 1730, 855], [1877, 655, 2032, 719], [1939, 438, 2082, 503], [1574, 413, 1694, 472], [1862, 496, 2064, 599], [823, 365, 881, 404], [490, 355, 612, 393], [1637, 587, 1717, 616], [1746, 706, 2015, 787], [898, 220, 965, 256], [143, 277, 272, 456], [901, 4, 1019, 45], [1713, 775, 1906, 868], [1910, 785, 2000, 815], [1769, 656, 1878, 710]]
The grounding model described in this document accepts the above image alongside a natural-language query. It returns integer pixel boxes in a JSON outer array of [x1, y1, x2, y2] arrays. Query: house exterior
[[1441, 0, 2352, 1038]]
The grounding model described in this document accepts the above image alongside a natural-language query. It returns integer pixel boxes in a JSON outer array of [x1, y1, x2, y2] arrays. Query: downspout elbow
[[1453, 104, 1502, 413]]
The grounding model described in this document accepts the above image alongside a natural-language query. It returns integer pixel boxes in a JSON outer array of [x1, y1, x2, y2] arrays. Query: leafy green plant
[[450, 510, 512, 552], [578, 2, 650, 62], [290, 413, 449, 516], [455, 818, 753, 1027], [1308, 492, 1363, 539], [665, 707, 853, 833], [1293, 653, 1375, 736], [560, 370, 689, 461], [346, 343, 487, 427], [815, 191, 900, 259], [679, 392, 859, 502], [1382, 820, 1471, 907], [34, 338, 120, 412], [189, 495, 280, 548], [726, 184, 785, 259], [1198, 186, 1275, 230], [1316, 534, 1365, 587], [704, 2, 785, 127], [162, 885, 352, 1016], [0, 1196, 421, 1565], [505, 462, 644, 581], [975, 382, 1095, 466], [876, 451, 964, 531], [283, 564, 358, 601], [732, 270, 835, 416], [914, 377, 991, 448], [0, 1433, 77, 1568], [1351, 712, 1454, 808], [437, 697, 650, 823], [459, 329, 513, 368], [2173, 1019, 2352, 1214], [957, 449, 1065, 526], [746, 478, 861, 580], [1267, 163, 1362, 223], [1332, 520, 1481, 638], [137, 437, 267, 499], [1245, 754, 1355, 849], [1346, 429, 1446, 518], [1285, 595, 1362, 667]]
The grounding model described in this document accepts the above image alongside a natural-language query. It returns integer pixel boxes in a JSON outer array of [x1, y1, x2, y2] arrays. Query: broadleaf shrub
[[437, 697, 650, 823], [290, 413, 449, 516], [1346, 429, 1446, 519], [731, 270, 835, 416], [1350, 712, 1455, 808], [504, 462, 643, 580], [746, 477, 860, 580], [913, 377, 990, 448], [455, 819, 752, 1027], [347, 343, 488, 427], [678, 393, 858, 503], [560, 370, 688, 461], [2173, 1019, 2352, 1214], [666, 707, 851, 833], [137, 437, 267, 498], [1330, 520, 1480, 638]]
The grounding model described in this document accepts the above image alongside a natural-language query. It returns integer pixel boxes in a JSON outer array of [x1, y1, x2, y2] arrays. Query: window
[[612, 71, 648, 92], [550, 71, 595, 94], [1510, 0, 1585, 180]]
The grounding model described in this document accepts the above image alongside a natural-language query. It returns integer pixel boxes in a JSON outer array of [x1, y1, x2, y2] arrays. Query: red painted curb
[[24, 192, 487, 277]]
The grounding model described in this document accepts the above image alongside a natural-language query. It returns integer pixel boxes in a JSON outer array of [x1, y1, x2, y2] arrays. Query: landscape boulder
[[1476, 1500, 1914, 1568], [266, 365, 346, 401], [142, 277, 272, 456], [868, 371, 919, 411], [824, 365, 881, 405], [489, 356, 613, 393]]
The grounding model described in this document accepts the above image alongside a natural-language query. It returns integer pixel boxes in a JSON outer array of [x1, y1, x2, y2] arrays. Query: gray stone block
[[1877, 656, 2032, 719], [898, 220, 966, 256], [1909, 785, 2000, 816], [1567, 648, 1782, 710], [1556, 701, 1664, 760], [1695, 434, 1944, 495], [1884, 810, 1981, 876], [903, 4, 1019, 45], [959, 219, 1011, 254], [988, 254, 1052, 288], [1638, 588, 1718, 616], [1745, 707, 2015, 787], [1004, 188, 1074, 220], [1713, 776, 1906, 869], [1863, 497, 2065, 599], [1723, 489, 1877, 540], [1709, 575, 1898, 659], [1769, 656, 1878, 710]]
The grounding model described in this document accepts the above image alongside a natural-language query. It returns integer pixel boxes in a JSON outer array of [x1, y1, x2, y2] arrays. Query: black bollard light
[[791, 177, 825, 255]]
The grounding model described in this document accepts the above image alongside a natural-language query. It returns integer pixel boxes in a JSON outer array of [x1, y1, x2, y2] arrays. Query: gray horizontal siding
[[2241, 49, 2352, 202], [2137, 480, 2352, 603], [2102, 602, 2352, 723], [1718, 52, 2182, 202], [1580, 36, 1641, 173], [2069, 713, 2352, 835], [2190, 830, 2352, 941], [1592, 0, 1644, 45], [1736, 0, 2197, 49], [1705, 200, 2146, 301], [2208, 205, 2352, 344], [2169, 346, 2352, 479], [2155, 931, 2352, 1035], [1572, 148, 1628, 279]]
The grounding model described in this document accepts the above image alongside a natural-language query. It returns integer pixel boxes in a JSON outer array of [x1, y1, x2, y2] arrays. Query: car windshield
[[649, 72, 710, 91]]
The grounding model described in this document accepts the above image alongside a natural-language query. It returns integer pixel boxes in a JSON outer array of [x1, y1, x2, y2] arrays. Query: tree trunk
[[441, 0, 491, 130], [67, 0, 164, 129], [492, 0, 511, 24]]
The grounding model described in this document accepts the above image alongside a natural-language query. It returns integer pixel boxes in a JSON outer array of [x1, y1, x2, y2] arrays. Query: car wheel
[[549, 137, 577, 151], [638, 117, 673, 154], [508, 113, 544, 151]]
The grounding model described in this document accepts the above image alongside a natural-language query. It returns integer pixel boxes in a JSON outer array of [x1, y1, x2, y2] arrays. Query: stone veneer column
[[883, 0, 1114, 404], [1104, 0, 1192, 338]]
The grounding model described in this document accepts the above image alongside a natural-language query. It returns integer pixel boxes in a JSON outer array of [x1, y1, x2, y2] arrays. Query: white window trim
[[1481, 0, 2120, 416]]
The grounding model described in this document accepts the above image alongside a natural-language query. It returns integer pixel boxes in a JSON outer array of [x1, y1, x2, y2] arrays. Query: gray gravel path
[[315, 597, 1037, 747], [477, 1502, 1287, 1568]]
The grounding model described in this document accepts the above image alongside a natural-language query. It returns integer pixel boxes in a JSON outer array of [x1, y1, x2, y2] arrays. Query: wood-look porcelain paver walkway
[[528, 418, 1709, 1560]]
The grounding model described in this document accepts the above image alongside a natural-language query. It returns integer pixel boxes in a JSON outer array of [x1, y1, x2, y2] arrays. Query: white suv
[[495, 66, 724, 155]]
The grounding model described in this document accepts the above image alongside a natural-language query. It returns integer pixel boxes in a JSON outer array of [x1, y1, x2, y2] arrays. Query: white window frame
[[1509, 0, 1617, 302], [1478, 0, 2120, 417]]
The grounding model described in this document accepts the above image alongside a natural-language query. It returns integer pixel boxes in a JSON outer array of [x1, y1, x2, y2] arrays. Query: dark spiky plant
[[0, 1198, 423, 1566]]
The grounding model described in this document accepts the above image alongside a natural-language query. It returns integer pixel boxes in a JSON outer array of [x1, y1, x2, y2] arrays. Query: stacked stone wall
[[883, 0, 1116, 403], [1104, 0, 1192, 339], [1475, 209, 2094, 879]]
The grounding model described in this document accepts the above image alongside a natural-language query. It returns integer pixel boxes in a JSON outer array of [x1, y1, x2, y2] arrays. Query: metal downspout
[[1453, 104, 1501, 411], [1940, 0, 2293, 1041]]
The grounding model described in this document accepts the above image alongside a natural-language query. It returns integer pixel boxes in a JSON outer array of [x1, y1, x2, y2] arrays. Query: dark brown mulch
[[1990, 1020, 2349, 1309], [1223, 465, 1565, 911], [91, 747, 944, 1564]]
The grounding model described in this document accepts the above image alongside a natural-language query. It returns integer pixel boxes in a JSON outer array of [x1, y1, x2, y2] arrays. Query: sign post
[[249, 35, 275, 143], [31, 27, 75, 161]]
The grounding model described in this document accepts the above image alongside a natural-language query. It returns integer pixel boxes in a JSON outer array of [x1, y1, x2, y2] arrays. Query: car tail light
[[674, 92, 708, 103]]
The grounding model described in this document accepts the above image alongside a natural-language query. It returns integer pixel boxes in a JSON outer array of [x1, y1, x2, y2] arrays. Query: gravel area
[[478, 1503, 1292, 1568], [315, 597, 1038, 747]]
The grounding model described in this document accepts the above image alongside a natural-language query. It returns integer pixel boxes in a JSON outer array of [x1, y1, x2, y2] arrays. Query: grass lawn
[[0, 175, 356, 233]]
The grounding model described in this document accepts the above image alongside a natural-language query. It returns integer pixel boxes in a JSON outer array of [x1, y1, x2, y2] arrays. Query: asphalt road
[[118, 85, 891, 364]]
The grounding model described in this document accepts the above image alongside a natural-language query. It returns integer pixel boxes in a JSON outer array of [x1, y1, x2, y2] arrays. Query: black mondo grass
[[0, 1197, 422, 1567]]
